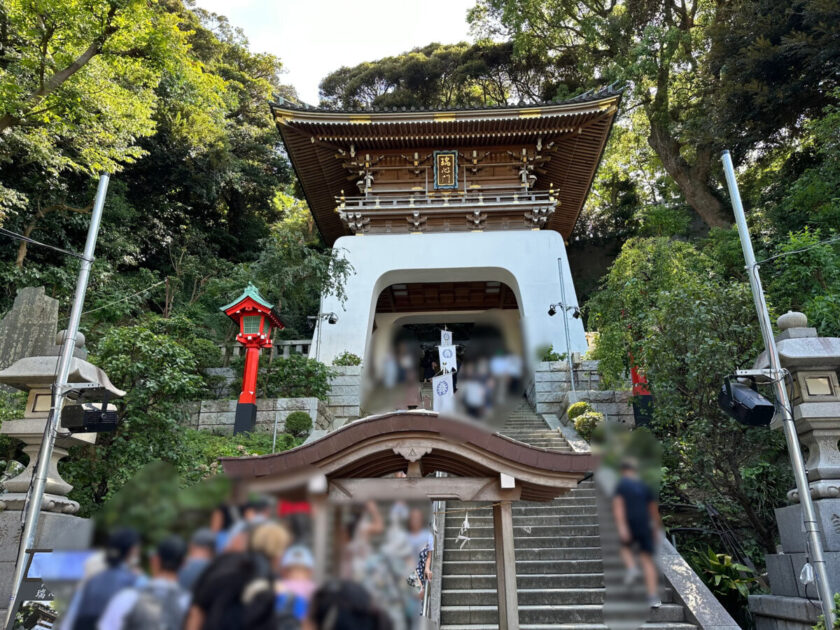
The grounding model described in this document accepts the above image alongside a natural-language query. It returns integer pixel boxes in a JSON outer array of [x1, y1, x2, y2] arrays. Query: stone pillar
[[749, 312, 840, 630], [0, 287, 58, 373]]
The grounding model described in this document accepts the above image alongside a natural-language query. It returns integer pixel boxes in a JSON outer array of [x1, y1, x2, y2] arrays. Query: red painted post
[[240, 344, 261, 405]]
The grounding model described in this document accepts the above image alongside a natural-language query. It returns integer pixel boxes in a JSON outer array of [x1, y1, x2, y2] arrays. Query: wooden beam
[[311, 495, 329, 583], [326, 477, 521, 504], [494, 500, 519, 630]]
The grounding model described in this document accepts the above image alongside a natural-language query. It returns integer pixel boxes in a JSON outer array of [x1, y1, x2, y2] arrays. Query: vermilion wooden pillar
[[220, 283, 284, 434]]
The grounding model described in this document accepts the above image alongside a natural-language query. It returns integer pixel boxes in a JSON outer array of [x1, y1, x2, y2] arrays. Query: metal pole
[[557, 258, 577, 397], [722, 150, 835, 627], [315, 315, 322, 363], [6, 174, 110, 624]]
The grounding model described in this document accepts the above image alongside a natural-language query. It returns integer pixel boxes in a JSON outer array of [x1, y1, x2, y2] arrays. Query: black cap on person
[[105, 527, 140, 567]]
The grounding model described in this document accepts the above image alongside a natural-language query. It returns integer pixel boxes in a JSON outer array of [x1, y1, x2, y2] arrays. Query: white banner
[[440, 329, 453, 346], [438, 345, 458, 373], [433, 372, 455, 414]]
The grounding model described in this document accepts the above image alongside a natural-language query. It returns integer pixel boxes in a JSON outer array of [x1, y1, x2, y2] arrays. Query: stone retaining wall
[[576, 389, 635, 426], [529, 360, 635, 426], [529, 360, 602, 414], [327, 365, 362, 421], [184, 397, 332, 434], [196, 364, 361, 426]]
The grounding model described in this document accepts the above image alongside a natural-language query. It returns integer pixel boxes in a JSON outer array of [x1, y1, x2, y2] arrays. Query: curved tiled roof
[[270, 89, 622, 244], [270, 85, 623, 114], [221, 411, 594, 502]]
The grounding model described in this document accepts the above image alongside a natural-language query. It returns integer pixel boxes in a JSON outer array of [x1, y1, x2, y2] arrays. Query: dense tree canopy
[[319, 41, 557, 109], [470, 0, 840, 229], [0, 1, 348, 514]]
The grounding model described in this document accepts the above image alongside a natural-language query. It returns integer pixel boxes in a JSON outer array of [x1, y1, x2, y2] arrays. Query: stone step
[[446, 501, 596, 513], [441, 587, 677, 608], [438, 412, 697, 629], [502, 423, 549, 428], [444, 514, 599, 538], [446, 503, 598, 515], [506, 436, 569, 442], [443, 573, 604, 590], [442, 587, 605, 606], [445, 509, 598, 520], [513, 448, 574, 452], [447, 498, 596, 509], [444, 546, 601, 562], [442, 558, 603, 575], [439, 603, 686, 625], [449, 513, 597, 523], [444, 514, 599, 537], [443, 534, 601, 548]]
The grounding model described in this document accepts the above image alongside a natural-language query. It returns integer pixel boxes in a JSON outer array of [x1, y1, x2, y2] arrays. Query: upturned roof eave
[[219, 283, 274, 314], [269, 93, 620, 126]]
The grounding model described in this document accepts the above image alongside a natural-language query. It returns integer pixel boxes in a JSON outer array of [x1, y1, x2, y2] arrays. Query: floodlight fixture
[[718, 376, 775, 427]]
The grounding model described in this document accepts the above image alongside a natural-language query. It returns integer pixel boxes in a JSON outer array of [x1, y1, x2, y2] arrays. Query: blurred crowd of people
[[374, 339, 523, 425], [55, 495, 434, 630], [456, 353, 522, 422]]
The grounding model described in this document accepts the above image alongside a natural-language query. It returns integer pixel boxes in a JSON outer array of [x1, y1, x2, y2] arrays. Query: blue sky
[[194, 0, 477, 104]]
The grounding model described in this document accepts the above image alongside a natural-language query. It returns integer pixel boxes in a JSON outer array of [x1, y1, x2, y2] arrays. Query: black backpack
[[197, 552, 300, 630]]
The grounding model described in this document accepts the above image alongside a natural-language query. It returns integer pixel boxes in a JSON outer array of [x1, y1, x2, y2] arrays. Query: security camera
[[718, 376, 775, 426], [548, 305, 557, 316], [327, 313, 338, 325], [572, 308, 581, 319]]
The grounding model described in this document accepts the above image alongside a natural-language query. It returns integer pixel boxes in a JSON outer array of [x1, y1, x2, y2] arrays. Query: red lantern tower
[[221, 283, 284, 434]]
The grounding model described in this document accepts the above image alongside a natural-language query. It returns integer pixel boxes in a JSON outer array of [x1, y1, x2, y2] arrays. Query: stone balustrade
[[216, 339, 312, 366]]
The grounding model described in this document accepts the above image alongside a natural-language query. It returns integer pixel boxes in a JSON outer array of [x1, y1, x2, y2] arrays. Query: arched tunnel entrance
[[363, 279, 525, 419]]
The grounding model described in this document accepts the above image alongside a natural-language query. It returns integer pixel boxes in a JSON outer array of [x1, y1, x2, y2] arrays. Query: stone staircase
[[437, 403, 700, 629]]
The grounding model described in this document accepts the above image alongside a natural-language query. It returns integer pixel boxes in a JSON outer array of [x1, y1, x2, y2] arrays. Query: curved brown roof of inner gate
[[221, 411, 594, 501], [270, 89, 621, 245]]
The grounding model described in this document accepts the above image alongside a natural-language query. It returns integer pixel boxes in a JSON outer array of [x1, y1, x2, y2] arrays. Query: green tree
[[252, 193, 353, 336], [588, 237, 791, 552], [765, 229, 840, 337], [60, 318, 206, 513], [0, 0, 208, 221], [470, 0, 840, 229], [319, 41, 553, 109]]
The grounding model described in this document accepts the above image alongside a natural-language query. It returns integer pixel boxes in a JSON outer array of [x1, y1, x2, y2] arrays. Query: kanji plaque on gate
[[433, 150, 458, 189]]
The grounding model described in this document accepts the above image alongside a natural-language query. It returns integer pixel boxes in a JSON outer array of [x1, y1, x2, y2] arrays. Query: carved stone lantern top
[[754, 311, 840, 369], [0, 329, 124, 396], [778, 310, 809, 331]]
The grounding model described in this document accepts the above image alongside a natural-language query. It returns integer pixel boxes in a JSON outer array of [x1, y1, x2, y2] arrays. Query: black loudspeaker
[[61, 403, 120, 433], [718, 377, 775, 427]]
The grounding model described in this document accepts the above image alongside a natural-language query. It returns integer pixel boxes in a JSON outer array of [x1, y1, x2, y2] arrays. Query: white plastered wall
[[310, 230, 586, 367]]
